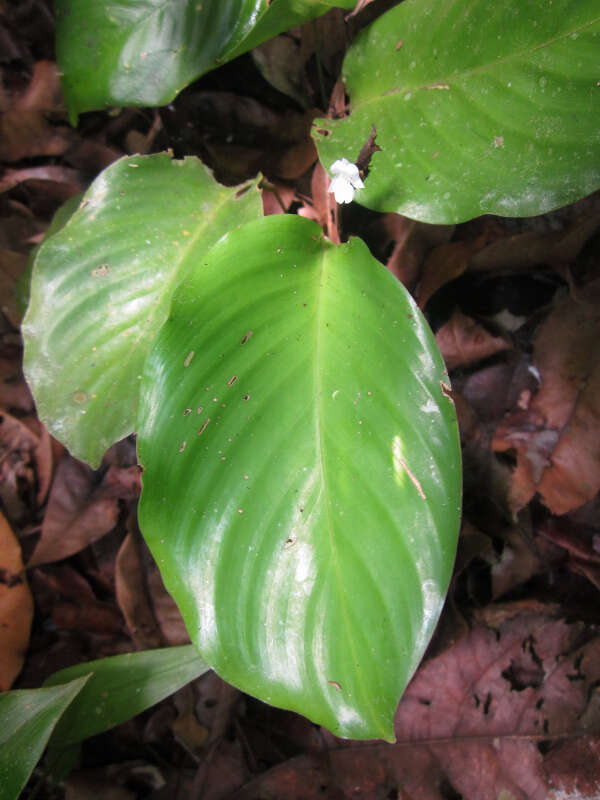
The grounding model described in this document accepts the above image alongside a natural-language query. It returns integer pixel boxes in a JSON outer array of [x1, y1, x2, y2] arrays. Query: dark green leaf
[[56, 0, 355, 122], [137, 215, 461, 740], [44, 645, 208, 745], [0, 677, 89, 800], [22, 153, 261, 467], [314, 0, 600, 223]]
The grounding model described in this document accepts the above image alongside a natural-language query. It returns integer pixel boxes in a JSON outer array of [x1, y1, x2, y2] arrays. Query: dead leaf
[[230, 614, 600, 799], [28, 456, 121, 566], [116, 527, 189, 648], [493, 280, 600, 514], [470, 209, 600, 274], [0, 510, 33, 689], [0, 409, 39, 523], [418, 233, 487, 308], [383, 213, 454, 289], [0, 249, 27, 327], [436, 310, 509, 370], [261, 181, 296, 216], [0, 165, 86, 195], [307, 161, 339, 244], [115, 531, 164, 649], [252, 34, 312, 108]]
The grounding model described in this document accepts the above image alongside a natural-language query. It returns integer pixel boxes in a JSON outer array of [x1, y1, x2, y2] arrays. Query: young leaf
[[55, 0, 355, 122], [137, 215, 461, 741], [0, 677, 89, 800], [314, 0, 600, 223], [22, 153, 262, 468], [44, 645, 209, 746]]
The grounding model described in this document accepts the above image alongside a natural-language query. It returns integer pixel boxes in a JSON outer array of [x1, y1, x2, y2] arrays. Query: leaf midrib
[[349, 14, 600, 110], [313, 245, 370, 732]]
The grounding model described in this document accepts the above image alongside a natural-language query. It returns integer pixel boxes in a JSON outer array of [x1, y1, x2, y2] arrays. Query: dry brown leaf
[[435, 310, 509, 371], [116, 528, 189, 648], [252, 34, 312, 107], [231, 614, 600, 800], [0, 509, 33, 689], [0, 409, 39, 521], [383, 213, 454, 290], [298, 162, 339, 244], [115, 531, 163, 649], [0, 165, 86, 195], [493, 281, 600, 514], [0, 249, 28, 327], [417, 233, 487, 308], [28, 456, 121, 566], [470, 210, 600, 274], [145, 557, 190, 647], [261, 182, 296, 216]]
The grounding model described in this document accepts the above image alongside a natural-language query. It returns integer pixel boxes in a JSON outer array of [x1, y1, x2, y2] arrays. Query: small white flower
[[328, 158, 364, 204]]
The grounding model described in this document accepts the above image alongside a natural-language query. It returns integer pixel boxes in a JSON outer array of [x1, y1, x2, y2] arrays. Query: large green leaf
[[137, 215, 461, 740], [314, 0, 600, 223], [22, 153, 261, 467], [55, 0, 355, 123], [44, 645, 208, 745], [0, 677, 89, 800]]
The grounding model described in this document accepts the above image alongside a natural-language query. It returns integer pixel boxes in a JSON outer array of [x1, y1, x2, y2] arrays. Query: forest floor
[[1, 2, 600, 798]]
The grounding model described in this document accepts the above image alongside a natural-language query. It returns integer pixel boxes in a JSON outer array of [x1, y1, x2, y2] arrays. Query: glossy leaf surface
[[23, 153, 261, 467], [314, 0, 600, 223], [55, 0, 354, 122], [137, 216, 461, 740], [44, 645, 208, 745], [0, 677, 88, 800]]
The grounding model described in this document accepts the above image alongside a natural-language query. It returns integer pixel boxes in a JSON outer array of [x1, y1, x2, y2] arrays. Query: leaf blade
[[137, 216, 461, 739], [314, 0, 600, 223], [0, 677, 89, 800], [44, 645, 209, 745], [55, 0, 355, 121], [22, 153, 262, 467]]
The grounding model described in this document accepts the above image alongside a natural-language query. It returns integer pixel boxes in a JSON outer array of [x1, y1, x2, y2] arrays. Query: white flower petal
[[328, 159, 364, 203], [329, 174, 355, 204]]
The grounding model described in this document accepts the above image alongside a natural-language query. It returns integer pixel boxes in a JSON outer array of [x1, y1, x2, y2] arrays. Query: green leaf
[[314, 0, 600, 223], [22, 153, 262, 467], [137, 215, 461, 740], [55, 0, 355, 123], [0, 677, 89, 800], [44, 645, 208, 746]]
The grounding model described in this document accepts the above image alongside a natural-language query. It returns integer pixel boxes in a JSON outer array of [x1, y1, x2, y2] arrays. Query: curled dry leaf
[[298, 162, 339, 244], [0, 510, 33, 690], [493, 280, 600, 514], [383, 213, 454, 289], [116, 530, 189, 649], [435, 310, 509, 371]]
